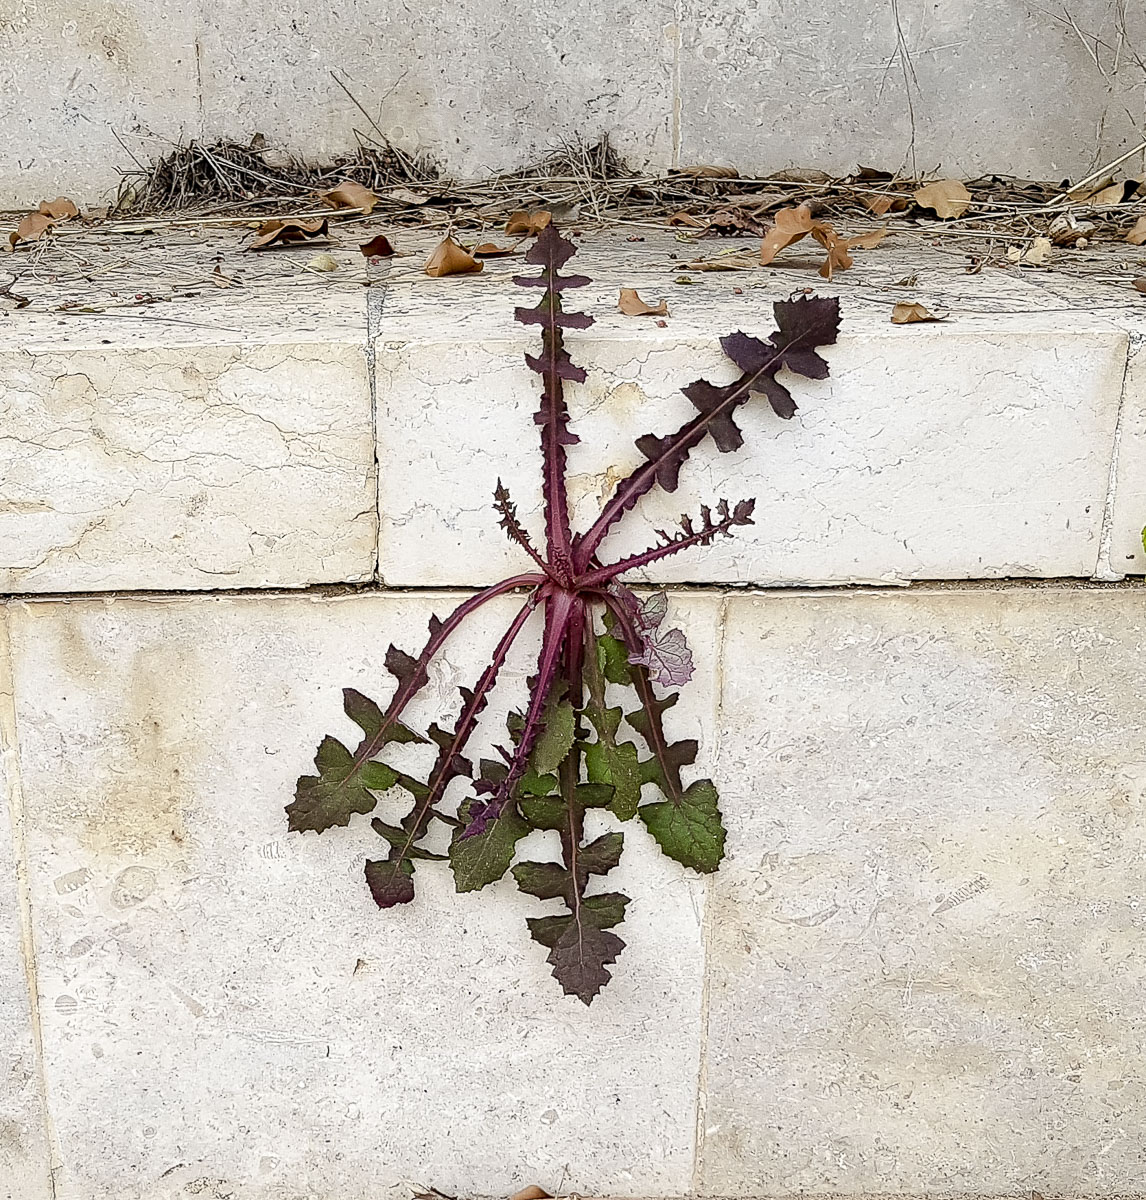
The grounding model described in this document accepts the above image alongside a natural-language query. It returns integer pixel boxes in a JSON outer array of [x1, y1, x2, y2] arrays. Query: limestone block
[[0, 625, 52, 1200], [195, 0, 676, 181], [1108, 333, 1146, 575], [0, 342, 376, 592], [8, 589, 719, 1199], [0, 0, 200, 210], [677, 0, 1146, 180], [376, 319, 1126, 586], [701, 587, 1146, 1194]]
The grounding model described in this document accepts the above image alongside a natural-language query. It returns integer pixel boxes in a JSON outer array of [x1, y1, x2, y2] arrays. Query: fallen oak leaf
[[248, 217, 329, 250], [1133, 278, 1146, 294], [38, 197, 79, 220], [505, 210, 552, 236], [359, 234, 395, 258], [1126, 217, 1146, 246], [319, 181, 378, 215], [472, 242, 517, 257], [759, 202, 815, 265], [7, 212, 55, 251], [891, 301, 948, 324], [425, 236, 483, 277], [618, 288, 669, 316], [508, 1188, 551, 1200], [913, 179, 972, 219]]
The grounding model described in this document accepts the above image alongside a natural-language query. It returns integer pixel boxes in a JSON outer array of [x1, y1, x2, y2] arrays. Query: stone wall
[[1, 228, 1145, 1198], [4, 0, 1146, 208]]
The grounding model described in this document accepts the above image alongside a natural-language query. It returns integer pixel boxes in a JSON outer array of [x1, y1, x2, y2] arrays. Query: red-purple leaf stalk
[[290, 224, 841, 1004]]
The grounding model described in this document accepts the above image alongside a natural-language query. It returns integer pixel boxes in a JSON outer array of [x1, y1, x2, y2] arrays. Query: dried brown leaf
[[1133, 277, 1146, 294], [507, 1187, 551, 1200], [1127, 217, 1146, 246], [685, 253, 757, 271], [865, 194, 895, 216], [891, 301, 948, 324], [360, 234, 396, 258], [1086, 180, 1139, 206], [424, 236, 483, 277], [847, 227, 889, 250], [472, 242, 516, 257], [618, 288, 669, 316], [7, 211, 55, 250], [320, 181, 378, 215], [505, 210, 552, 236], [38, 196, 79, 220], [248, 217, 330, 250], [913, 179, 972, 219], [667, 211, 708, 228], [759, 203, 816, 265]]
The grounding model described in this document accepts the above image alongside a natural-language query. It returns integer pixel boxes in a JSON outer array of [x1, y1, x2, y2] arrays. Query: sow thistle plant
[[288, 225, 840, 1004]]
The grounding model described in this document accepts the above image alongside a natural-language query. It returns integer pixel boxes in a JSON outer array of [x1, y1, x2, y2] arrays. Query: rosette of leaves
[[288, 225, 840, 1004]]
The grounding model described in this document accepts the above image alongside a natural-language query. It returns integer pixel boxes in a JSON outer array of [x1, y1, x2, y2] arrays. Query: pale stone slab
[[194, 0, 676, 183], [0, 0, 200, 210], [677, 0, 1146, 180], [0, 342, 376, 592], [9, 590, 718, 1199], [701, 587, 1146, 1195], [1108, 333, 1146, 576], [376, 312, 1127, 585], [0, 619, 52, 1199]]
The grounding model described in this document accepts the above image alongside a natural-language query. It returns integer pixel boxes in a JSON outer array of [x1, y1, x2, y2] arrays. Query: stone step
[[1, 224, 1143, 592]]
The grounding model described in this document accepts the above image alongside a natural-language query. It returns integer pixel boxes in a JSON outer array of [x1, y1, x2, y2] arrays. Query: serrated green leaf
[[598, 632, 632, 685], [288, 690, 424, 834], [526, 890, 631, 948], [530, 698, 575, 775], [586, 630, 645, 820], [450, 802, 529, 892], [580, 831, 624, 875], [288, 736, 380, 833], [548, 921, 624, 1005], [583, 891, 630, 928], [512, 860, 568, 900], [365, 855, 415, 907], [639, 778, 725, 872], [519, 793, 568, 830], [584, 723, 643, 820]]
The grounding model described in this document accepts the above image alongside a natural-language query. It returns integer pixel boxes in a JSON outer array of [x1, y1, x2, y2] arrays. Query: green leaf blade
[[639, 778, 726, 873]]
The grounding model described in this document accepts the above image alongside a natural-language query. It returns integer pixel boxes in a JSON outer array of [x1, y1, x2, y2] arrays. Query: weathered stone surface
[[0, 342, 375, 592], [701, 586, 1146, 1195], [1108, 333, 1146, 576], [677, 0, 1146, 179], [9, 590, 718, 1199], [194, 0, 677, 184], [377, 275, 1127, 585], [0, 621, 52, 1200], [0, 0, 199, 210]]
